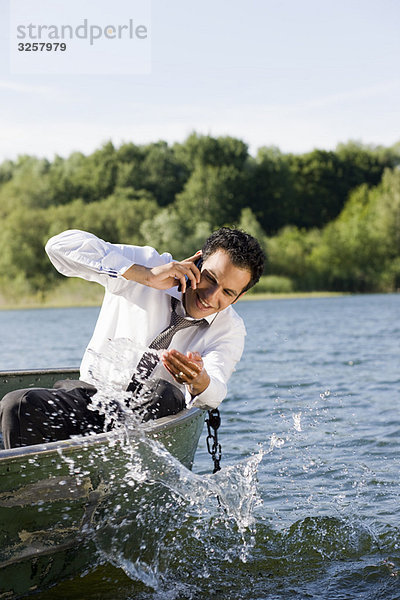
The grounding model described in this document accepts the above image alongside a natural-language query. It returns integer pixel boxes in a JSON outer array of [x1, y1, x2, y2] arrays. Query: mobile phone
[[179, 256, 203, 291], [187, 256, 203, 289]]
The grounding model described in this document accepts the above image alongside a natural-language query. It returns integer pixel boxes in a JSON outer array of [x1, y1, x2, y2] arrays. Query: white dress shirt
[[45, 230, 246, 410]]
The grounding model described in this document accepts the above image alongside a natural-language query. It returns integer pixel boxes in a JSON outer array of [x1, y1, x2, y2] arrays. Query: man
[[0, 227, 264, 449]]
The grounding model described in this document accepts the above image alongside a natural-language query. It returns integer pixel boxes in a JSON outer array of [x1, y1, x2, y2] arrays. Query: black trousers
[[0, 379, 186, 450]]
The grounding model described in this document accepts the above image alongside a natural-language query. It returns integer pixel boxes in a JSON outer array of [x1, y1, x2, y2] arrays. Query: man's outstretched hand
[[123, 251, 202, 294], [161, 349, 210, 397]]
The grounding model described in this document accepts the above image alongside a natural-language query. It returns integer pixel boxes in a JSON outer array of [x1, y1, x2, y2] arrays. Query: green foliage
[[174, 133, 249, 171], [140, 206, 212, 259], [247, 142, 398, 234], [287, 150, 346, 227], [174, 164, 247, 229], [248, 146, 295, 234], [0, 133, 399, 300], [0, 155, 53, 216], [305, 168, 400, 292], [116, 141, 189, 206], [266, 226, 322, 290], [247, 275, 294, 295], [335, 140, 398, 188], [46, 189, 158, 244], [0, 207, 53, 293], [236, 207, 267, 247]]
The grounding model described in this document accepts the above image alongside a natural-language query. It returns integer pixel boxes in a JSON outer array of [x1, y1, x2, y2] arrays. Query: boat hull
[[0, 370, 206, 598]]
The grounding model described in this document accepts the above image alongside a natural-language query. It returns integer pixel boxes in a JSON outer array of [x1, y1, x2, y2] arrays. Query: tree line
[[0, 133, 399, 299]]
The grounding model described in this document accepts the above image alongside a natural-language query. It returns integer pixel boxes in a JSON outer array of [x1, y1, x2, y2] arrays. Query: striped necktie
[[127, 296, 207, 392]]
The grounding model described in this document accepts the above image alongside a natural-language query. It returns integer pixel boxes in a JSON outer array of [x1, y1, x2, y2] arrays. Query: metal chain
[[206, 408, 221, 474]]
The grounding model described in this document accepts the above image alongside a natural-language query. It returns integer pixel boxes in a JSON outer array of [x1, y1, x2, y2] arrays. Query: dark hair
[[201, 227, 265, 293]]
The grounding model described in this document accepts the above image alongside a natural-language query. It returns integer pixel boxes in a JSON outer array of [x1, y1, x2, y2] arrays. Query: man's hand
[[123, 251, 202, 293], [161, 349, 210, 397]]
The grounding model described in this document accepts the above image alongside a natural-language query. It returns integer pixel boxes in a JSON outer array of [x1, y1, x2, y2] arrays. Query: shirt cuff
[[100, 250, 135, 279], [185, 375, 226, 411]]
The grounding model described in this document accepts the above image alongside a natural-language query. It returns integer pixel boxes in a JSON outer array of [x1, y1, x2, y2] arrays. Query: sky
[[1, 0, 399, 162]]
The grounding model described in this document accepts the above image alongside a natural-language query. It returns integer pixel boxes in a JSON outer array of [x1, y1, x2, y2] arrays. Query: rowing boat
[[0, 369, 205, 598]]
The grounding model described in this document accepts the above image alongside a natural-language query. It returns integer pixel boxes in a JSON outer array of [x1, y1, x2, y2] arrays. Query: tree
[[308, 168, 400, 292], [335, 140, 398, 189], [237, 207, 266, 247], [140, 206, 212, 259], [139, 141, 189, 206], [1, 135, 399, 298], [47, 188, 159, 247], [174, 164, 247, 229], [266, 226, 321, 289], [247, 146, 294, 234], [0, 207, 53, 292], [174, 133, 249, 171], [286, 150, 347, 228], [116, 141, 189, 206], [47, 142, 119, 206], [0, 155, 52, 216]]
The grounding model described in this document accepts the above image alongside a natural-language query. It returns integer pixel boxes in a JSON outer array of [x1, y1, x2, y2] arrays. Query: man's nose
[[204, 283, 220, 303]]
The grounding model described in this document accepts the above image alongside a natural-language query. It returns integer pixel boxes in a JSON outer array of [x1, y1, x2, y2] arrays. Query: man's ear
[[232, 291, 247, 304]]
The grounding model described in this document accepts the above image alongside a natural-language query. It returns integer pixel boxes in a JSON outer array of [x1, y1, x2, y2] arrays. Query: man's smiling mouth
[[197, 295, 213, 310]]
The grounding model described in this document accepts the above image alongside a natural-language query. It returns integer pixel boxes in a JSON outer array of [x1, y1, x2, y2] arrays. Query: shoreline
[[0, 291, 349, 311]]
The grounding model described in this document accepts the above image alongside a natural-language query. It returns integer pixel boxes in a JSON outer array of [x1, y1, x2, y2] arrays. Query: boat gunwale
[[0, 368, 205, 462]]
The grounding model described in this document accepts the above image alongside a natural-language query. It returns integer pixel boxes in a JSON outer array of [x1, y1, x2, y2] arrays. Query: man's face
[[184, 249, 251, 319]]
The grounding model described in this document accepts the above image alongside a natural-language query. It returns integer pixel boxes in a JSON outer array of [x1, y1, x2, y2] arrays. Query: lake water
[[1, 294, 400, 599]]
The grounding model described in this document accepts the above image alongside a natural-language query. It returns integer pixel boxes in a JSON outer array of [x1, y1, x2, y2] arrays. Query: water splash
[[86, 339, 159, 429], [72, 338, 265, 590], [269, 433, 285, 451], [91, 429, 264, 586], [293, 412, 302, 432]]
